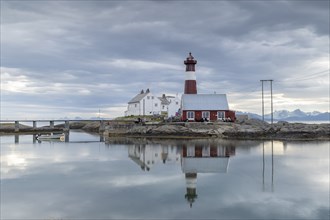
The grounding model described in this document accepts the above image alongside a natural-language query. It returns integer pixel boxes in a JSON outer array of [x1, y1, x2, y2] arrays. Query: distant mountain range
[[236, 109, 330, 121]]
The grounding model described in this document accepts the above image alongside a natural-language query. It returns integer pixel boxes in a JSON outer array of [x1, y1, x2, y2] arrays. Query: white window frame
[[202, 146, 210, 157], [202, 111, 210, 119], [217, 111, 225, 120], [187, 111, 195, 120], [187, 146, 195, 157]]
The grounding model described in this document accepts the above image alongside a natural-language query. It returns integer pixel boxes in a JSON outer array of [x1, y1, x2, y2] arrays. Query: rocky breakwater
[[105, 119, 330, 140]]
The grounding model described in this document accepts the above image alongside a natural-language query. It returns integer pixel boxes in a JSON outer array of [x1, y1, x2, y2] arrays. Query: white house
[[159, 94, 181, 118], [125, 89, 181, 117], [125, 89, 161, 116]]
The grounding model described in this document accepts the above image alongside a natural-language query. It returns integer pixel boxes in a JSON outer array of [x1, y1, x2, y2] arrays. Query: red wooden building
[[181, 94, 236, 122]]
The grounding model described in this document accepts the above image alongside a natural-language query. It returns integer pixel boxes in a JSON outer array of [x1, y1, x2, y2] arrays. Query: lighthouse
[[184, 173, 198, 208], [184, 52, 197, 94]]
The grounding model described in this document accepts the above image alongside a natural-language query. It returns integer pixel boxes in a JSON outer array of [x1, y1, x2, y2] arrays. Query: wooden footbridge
[[0, 119, 110, 132]]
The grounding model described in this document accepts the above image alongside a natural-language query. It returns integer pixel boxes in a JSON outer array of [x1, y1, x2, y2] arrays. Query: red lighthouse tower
[[184, 52, 197, 94]]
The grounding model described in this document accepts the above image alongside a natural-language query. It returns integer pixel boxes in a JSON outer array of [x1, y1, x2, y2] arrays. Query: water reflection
[[1, 134, 328, 219], [262, 141, 274, 192], [126, 140, 237, 207], [10, 131, 104, 143], [181, 144, 235, 207]]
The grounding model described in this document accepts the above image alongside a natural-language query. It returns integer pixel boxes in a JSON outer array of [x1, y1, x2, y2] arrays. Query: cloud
[[1, 0, 329, 119], [99, 58, 181, 71]]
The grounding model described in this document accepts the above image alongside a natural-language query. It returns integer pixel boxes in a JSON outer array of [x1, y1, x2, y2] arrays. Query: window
[[187, 111, 194, 120], [162, 105, 165, 109], [217, 111, 225, 120], [147, 96, 150, 99], [134, 104, 137, 107], [152, 96, 154, 99], [202, 111, 210, 119], [202, 146, 210, 157], [176, 102, 179, 105], [155, 103, 158, 107], [187, 146, 195, 157]]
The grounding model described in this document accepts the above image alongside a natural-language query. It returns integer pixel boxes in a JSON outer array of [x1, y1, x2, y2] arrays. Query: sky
[[1, 0, 329, 120]]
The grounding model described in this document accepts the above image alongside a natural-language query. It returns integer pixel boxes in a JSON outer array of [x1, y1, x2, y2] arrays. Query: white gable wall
[[125, 92, 162, 116], [142, 93, 161, 115], [126, 102, 141, 116], [167, 96, 181, 117]]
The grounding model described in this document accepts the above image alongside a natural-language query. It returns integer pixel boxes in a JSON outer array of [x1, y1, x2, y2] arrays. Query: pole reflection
[[262, 140, 284, 193]]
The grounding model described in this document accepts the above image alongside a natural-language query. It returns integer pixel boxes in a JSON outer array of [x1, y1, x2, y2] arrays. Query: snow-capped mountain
[[236, 109, 329, 121]]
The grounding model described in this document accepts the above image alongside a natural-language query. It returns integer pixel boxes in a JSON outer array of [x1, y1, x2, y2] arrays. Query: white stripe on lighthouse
[[186, 177, 197, 188], [185, 72, 196, 80]]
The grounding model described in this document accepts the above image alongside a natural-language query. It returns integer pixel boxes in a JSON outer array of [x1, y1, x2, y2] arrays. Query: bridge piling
[[15, 121, 19, 132], [64, 121, 70, 131], [99, 121, 105, 133], [50, 121, 54, 129], [15, 134, 19, 143]]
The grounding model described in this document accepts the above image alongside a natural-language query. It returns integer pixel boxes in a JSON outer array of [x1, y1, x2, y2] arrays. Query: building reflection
[[128, 144, 181, 171], [127, 141, 236, 207]]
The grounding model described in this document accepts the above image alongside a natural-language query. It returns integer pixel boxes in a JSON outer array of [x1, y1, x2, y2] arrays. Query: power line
[[278, 69, 329, 83]]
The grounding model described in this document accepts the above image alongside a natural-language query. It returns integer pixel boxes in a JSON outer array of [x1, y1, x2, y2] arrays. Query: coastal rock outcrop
[[105, 119, 330, 140]]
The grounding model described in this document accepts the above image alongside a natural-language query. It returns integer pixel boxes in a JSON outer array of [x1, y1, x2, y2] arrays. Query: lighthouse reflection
[[182, 144, 235, 207], [127, 141, 235, 207]]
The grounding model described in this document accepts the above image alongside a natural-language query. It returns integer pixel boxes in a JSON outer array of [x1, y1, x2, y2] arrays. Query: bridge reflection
[[13, 132, 104, 143]]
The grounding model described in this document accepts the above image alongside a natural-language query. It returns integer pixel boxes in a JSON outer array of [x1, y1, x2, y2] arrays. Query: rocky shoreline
[[105, 119, 330, 140], [1, 119, 329, 140]]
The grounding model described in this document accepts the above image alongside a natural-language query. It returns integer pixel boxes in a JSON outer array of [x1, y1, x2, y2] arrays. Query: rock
[[70, 122, 88, 129], [103, 120, 330, 140], [277, 121, 289, 125], [82, 122, 101, 132]]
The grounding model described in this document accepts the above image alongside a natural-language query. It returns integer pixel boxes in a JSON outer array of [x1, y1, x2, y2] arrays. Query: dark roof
[[128, 93, 148, 104], [158, 97, 170, 105]]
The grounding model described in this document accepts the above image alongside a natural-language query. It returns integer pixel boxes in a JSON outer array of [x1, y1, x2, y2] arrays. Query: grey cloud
[[1, 0, 329, 118]]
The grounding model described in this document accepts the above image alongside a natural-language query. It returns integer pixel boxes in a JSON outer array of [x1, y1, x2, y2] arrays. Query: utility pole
[[270, 80, 273, 124], [260, 80, 274, 124], [261, 81, 264, 121]]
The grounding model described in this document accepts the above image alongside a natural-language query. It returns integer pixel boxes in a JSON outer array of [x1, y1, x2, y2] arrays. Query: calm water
[[1, 131, 329, 219]]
